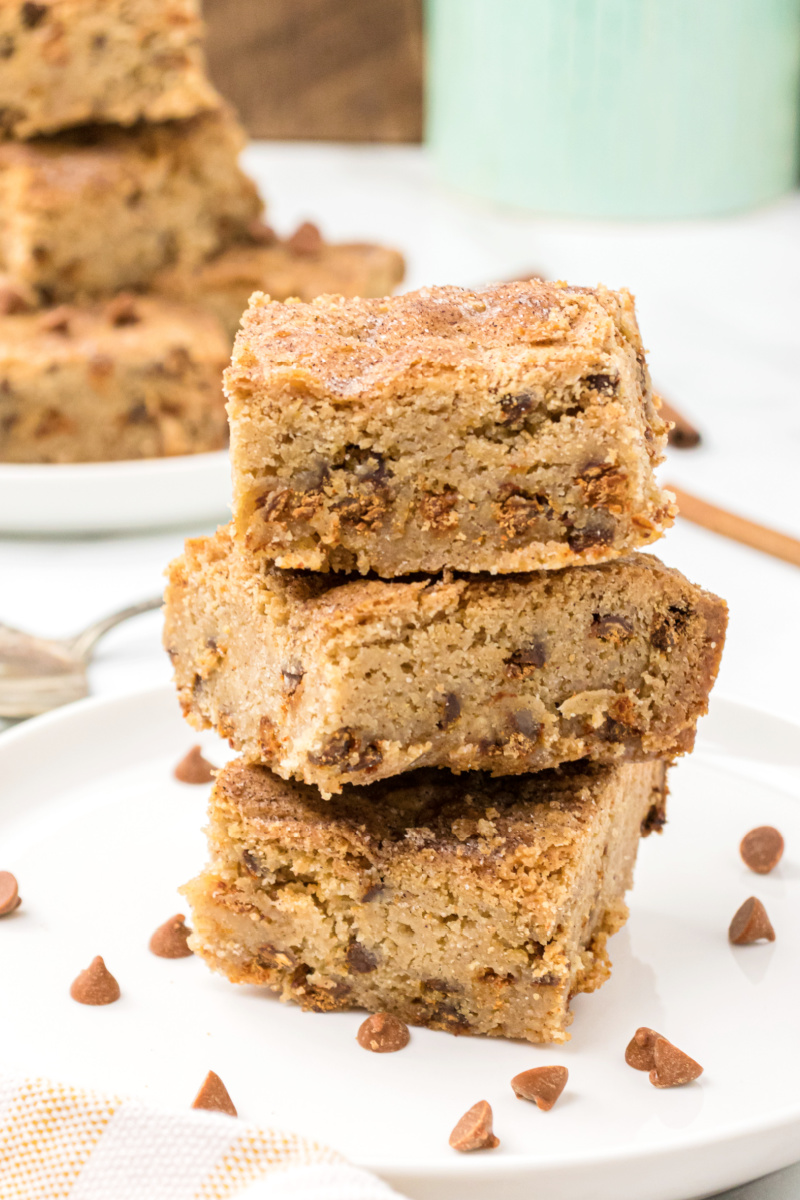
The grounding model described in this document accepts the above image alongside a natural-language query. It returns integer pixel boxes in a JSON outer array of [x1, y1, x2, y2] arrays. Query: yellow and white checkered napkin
[[0, 1075, 406, 1199]]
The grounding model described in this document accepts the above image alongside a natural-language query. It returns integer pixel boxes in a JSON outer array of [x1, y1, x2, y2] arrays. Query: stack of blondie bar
[[166, 280, 727, 1043], [0, 0, 403, 464]]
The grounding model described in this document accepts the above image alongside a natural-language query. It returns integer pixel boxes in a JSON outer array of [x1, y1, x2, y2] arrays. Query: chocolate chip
[[729, 896, 775, 945], [20, 2, 48, 29], [591, 613, 633, 643], [287, 221, 323, 255], [308, 729, 356, 767], [0, 283, 30, 314], [510, 1065, 568, 1111], [449, 1100, 499, 1152], [567, 525, 613, 553], [651, 604, 691, 652], [360, 883, 384, 903], [37, 305, 71, 334], [437, 692, 461, 729], [0, 871, 20, 916], [0, 34, 15, 58], [345, 940, 378, 974], [625, 1026, 663, 1071], [126, 403, 150, 424], [505, 640, 547, 676], [649, 1038, 703, 1088], [740, 826, 784, 874], [174, 746, 214, 784], [191, 1070, 237, 1116], [508, 709, 540, 741], [241, 850, 263, 878], [351, 742, 383, 773], [257, 942, 297, 969], [106, 294, 140, 326], [149, 913, 193, 959], [499, 392, 534, 425], [247, 218, 277, 245], [357, 1012, 410, 1053], [281, 664, 304, 694], [641, 802, 667, 837], [583, 373, 618, 395], [70, 956, 120, 1005]]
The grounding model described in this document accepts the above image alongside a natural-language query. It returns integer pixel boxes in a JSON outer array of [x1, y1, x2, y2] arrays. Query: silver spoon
[[0, 596, 162, 720]]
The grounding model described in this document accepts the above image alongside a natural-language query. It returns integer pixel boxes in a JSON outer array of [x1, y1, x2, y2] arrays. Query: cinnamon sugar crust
[[225, 281, 673, 576], [183, 757, 667, 1042], [164, 525, 726, 796]]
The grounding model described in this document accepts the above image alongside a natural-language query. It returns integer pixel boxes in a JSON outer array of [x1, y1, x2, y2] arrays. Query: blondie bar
[[183, 757, 667, 1043], [0, 0, 220, 138], [154, 235, 406, 341], [164, 526, 726, 795], [0, 295, 229, 462], [0, 109, 261, 303], [225, 282, 673, 576]]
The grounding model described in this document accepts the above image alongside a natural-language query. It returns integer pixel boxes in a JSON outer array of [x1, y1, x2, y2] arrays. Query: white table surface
[[1, 143, 799, 1200]]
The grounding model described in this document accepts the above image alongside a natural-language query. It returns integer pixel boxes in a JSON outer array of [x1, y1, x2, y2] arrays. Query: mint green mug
[[425, 0, 800, 217]]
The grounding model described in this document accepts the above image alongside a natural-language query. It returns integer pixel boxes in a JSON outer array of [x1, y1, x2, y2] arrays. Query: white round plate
[[0, 451, 231, 535], [0, 687, 798, 1200]]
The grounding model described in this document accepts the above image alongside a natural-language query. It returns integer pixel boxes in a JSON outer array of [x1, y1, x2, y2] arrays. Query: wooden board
[[203, 0, 423, 142]]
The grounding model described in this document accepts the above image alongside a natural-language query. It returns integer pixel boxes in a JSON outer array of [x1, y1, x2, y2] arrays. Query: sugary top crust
[[216, 756, 637, 860], [176, 525, 726, 642], [0, 295, 229, 363], [0, 108, 243, 192], [227, 280, 645, 402]]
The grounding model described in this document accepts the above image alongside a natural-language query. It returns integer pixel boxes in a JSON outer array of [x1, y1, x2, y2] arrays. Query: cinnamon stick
[[657, 397, 701, 449], [668, 485, 800, 568]]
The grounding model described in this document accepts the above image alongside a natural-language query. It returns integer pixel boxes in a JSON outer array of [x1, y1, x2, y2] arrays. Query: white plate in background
[[0, 687, 797, 1200], [0, 450, 231, 535]]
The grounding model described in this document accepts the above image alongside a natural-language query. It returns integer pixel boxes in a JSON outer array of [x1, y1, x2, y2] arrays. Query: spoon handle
[[68, 595, 163, 662]]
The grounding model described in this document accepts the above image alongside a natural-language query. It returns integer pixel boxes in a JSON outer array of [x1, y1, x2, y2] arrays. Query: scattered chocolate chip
[[729, 896, 775, 945], [37, 305, 72, 334], [505, 640, 547, 675], [0, 871, 20, 916], [241, 849, 263, 878], [651, 604, 691, 652], [511, 1065, 568, 1110], [360, 883, 384, 903], [192, 1070, 237, 1116], [106, 293, 140, 326], [508, 709, 540, 741], [126, 402, 150, 424], [149, 913, 193, 959], [21, 2, 48, 29], [174, 746, 214, 784], [567, 525, 613, 553], [437, 692, 461, 729], [281, 664, 304, 695], [625, 1026, 663, 1071], [0, 283, 30, 315], [307, 728, 355, 768], [356, 1012, 409, 1053], [649, 1038, 703, 1088], [499, 392, 534, 425], [345, 940, 378, 974], [590, 613, 634, 643], [740, 826, 784, 875], [640, 802, 667, 836], [449, 1100, 499, 1152], [583, 373, 618, 395], [257, 942, 297, 969], [70, 956, 120, 1005], [287, 221, 323, 255], [247, 218, 277, 245]]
